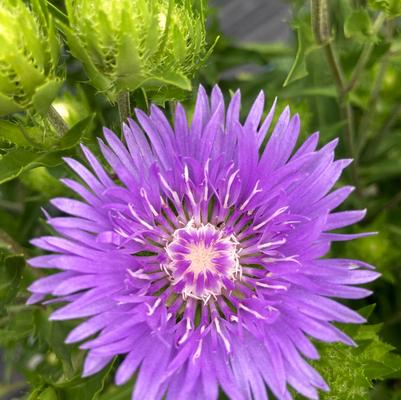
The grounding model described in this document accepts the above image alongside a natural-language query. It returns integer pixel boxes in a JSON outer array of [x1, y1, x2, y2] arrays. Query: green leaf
[[344, 10, 374, 42], [0, 115, 93, 184], [360, 158, 401, 182], [283, 85, 337, 98], [114, 17, 142, 92], [0, 92, 23, 117], [0, 254, 25, 306], [0, 148, 40, 184], [299, 313, 401, 399], [0, 325, 32, 346], [35, 150, 70, 168], [98, 382, 132, 400], [57, 115, 94, 150], [32, 79, 63, 116], [39, 387, 58, 400], [28, 386, 59, 400], [33, 310, 74, 373], [358, 304, 376, 320], [46, 1, 69, 25], [56, 360, 115, 400], [0, 120, 32, 147], [20, 167, 65, 198], [369, 0, 401, 17], [58, 22, 111, 92], [0, 146, 73, 185], [142, 71, 192, 91], [283, 19, 316, 87]]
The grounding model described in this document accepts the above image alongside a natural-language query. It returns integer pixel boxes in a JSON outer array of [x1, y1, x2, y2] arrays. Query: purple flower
[[28, 86, 379, 400]]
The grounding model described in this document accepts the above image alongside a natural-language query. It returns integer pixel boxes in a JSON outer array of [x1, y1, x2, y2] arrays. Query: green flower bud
[[0, 0, 63, 116], [64, 0, 209, 101]]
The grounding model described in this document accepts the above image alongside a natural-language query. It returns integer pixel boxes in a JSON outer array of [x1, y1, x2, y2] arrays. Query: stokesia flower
[[28, 86, 379, 400]]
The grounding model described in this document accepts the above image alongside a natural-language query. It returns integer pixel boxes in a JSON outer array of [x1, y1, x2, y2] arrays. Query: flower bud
[[64, 0, 209, 101], [0, 0, 63, 116]]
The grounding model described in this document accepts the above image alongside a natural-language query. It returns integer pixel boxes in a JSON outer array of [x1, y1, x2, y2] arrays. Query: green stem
[[117, 91, 131, 125], [356, 54, 390, 157], [323, 43, 360, 192], [46, 105, 69, 137], [357, 18, 394, 158], [345, 12, 386, 93], [323, 43, 346, 91]]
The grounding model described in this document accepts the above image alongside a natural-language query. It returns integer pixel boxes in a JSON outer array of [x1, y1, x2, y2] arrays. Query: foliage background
[[1, 0, 401, 399]]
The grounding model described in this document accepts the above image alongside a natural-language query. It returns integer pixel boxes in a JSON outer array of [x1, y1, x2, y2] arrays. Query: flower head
[[0, 0, 62, 116], [28, 86, 379, 400], [63, 0, 208, 101]]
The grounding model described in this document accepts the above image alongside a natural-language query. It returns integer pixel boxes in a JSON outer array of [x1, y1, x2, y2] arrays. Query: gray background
[[212, 0, 291, 43]]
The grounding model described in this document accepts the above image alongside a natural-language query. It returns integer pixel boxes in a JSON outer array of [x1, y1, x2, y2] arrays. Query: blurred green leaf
[[56, 360, 115, 400], [369, 0, 401, 17], [31, 386, 58, 400], [0, 253, 25, 306], [33, 310, 74, 374], [20, 167, 65, 198], [46, 1, 69, 25], [98, 382, 132, 400], [361, 158, 401, 182], [283, 19, 315, 87], [344, 10, 374, 42]]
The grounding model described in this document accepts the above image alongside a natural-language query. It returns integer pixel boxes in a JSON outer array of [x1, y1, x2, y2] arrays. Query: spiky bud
[[0, 0, 63, 116], [63, 0, 209, 101]]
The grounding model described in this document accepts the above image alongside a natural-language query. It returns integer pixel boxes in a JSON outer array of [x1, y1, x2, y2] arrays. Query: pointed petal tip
[[79, 342, 92, 350], [29, 238, 42, 248], [255, 89, 265, 100], [325, 137, 339, 150], [81, 369, 93, 378], [114, 370, 130, 386], [26, 293, 45, 305], [48, 313, 61, 321], [64, 333, 79, 344], [102, 127, 118, 140], [233, 88, 241, 97]]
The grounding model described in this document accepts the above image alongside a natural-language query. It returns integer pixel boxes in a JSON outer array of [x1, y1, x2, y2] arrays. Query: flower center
[[164, 220, 241, 301]]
